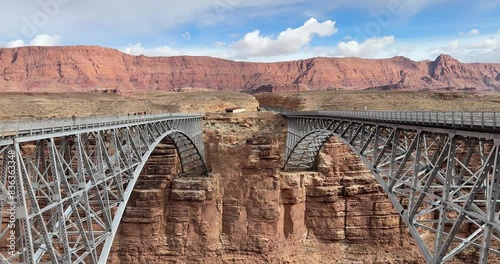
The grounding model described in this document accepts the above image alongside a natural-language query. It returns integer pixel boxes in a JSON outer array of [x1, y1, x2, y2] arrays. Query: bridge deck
[[0, 112, 207, 263], [283, 111, 500, 263], [283, 111, 500, 133], [0, 113, 203, 141]]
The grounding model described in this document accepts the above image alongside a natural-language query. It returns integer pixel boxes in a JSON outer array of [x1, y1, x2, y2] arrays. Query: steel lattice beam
[[284, 111, 500, 264], [0, 114, 207, 263]]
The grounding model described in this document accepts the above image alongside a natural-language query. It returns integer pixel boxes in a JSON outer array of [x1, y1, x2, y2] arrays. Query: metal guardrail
[[283, 111, 500, 130], [0, 113, 203, 138]]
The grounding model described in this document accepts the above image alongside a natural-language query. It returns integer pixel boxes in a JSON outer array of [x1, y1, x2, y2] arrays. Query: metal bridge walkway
[[1, 111, 499, 263], [0, 113, 207, 263], [283, 111, 500, 263]]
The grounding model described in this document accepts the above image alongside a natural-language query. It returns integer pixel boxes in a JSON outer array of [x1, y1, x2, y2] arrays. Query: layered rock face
[[108, 140, 222, 263], [0, 46, 498, 93], [1, 113, 497, 263], [306, 137, 404, 244], [203, 113, 286, 261], [109, 113, 497, 263], [107, 113, 426, 263]]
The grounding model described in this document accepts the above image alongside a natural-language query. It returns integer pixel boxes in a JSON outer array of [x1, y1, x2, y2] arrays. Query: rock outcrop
[[107, 113, 436, 263], [0, 46, 498, 93], [108, 140, 223, 263], [3, 113, 496, 263]]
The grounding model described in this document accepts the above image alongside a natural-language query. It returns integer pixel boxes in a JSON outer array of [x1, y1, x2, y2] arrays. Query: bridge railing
[[0, 113, 203, 138], [284, 111, 500, 129]]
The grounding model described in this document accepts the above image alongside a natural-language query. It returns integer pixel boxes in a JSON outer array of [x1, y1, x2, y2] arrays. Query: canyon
[[0, 61, 499, 262], [106, 112, 496, 263], [1, 97, 499, 263], [0, 46, 499, 93]]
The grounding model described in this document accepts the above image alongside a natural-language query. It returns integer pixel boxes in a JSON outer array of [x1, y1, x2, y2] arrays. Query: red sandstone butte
[[0, 46, 498, 93]]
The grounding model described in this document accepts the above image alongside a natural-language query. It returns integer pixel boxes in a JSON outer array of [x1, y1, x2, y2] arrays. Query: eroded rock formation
[[108, 140, 222, 263], [0, 46, 498, 93], [108, 113, 435, 263], [106, 113, 500, 263]]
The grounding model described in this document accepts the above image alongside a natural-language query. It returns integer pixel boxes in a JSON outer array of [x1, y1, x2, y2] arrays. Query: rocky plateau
[[0, 46, 499, 93]]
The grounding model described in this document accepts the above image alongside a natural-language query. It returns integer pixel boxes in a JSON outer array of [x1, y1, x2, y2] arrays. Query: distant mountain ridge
[[0, 46, 498, 93]]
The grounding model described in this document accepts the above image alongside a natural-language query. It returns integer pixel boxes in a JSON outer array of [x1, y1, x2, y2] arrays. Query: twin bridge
[[0, 111, 499, 263]]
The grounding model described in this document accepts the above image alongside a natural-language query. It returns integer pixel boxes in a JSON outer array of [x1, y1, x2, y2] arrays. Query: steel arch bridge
[[284, 111, 500, 264], [0, 113, 207, 264]]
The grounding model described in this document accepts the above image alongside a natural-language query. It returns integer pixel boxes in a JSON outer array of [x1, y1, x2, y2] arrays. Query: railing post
[[470, 112, 473, 127], [494, 112, 497, 129], [481, 112, 484, 128]]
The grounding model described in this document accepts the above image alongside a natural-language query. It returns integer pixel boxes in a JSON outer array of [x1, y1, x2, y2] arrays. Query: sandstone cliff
[[108, 113, 496, 263], [0, 46, 498, 93]]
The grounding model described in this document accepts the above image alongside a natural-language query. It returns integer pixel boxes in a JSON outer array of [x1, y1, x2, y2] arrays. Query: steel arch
[[97, 129, 204, 263], [284, 112, 500, 264], [0, 114, 208, 264]]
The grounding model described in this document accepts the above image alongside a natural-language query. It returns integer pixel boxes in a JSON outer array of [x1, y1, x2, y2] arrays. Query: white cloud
[[446, 40, 460, 50], [29, 34, 61, 46], [444, 35, 499, 62], [0, 0, 442, 39], [334, 36, 395, 57], [6, 39, 25, 48], [396, 44, 416, 54], [443, 36, 498, 51], [455, 47, 500, 63], [465, 38, 497, 49], [0, 34, 61, 48], [182, 32, 191, 40], [413, 31, 500, 63], [0, 0, 335, 39], [461, 29, 481, 36], [467, 29, 480, 36], [0, 0, 463, 57], [230, 18, 337, 59], [214, 41, 227, 47], [122, 43, 181, 57]]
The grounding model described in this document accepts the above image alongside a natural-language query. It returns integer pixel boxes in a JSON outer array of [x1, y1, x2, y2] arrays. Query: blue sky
[[0, 0, 498, 62]]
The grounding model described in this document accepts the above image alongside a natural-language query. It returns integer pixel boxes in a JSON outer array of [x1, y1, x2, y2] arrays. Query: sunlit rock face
[[107, 114, 493, 263], [0, 46, 499, 93]]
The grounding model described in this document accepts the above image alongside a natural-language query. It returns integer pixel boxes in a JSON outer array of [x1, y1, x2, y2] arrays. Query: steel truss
[[284, 113, 500, 263], [0, 114, 207, 263]]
